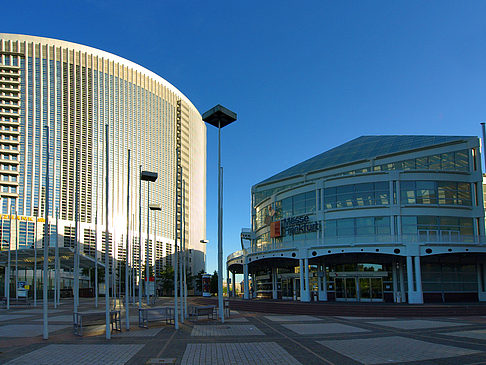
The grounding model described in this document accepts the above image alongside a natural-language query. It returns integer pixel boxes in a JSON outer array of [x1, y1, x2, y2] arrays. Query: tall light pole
[[149, 203, 161, 301], [202, 105, 237, 324], [140, 170, 157, 306]]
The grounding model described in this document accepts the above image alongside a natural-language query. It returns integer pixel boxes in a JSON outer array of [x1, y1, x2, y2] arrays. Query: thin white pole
[[217, 124, 224, 323], [42, 125, 50, 340], [34, 213, 37, 307], [15, 209, 18, 300], [125, 150, 131, 329], [6, 202, 12, 310], [146, 183, 150, 306], [138, 165, 142, 310], [174, 165, 179, 330], [131, 213, 136, 304], [183, 180, 188, 319], [104, 124, 111, 340], [95, 212, 98, 308], [54, 210, 59, 308], [74, 148, 80, 314]]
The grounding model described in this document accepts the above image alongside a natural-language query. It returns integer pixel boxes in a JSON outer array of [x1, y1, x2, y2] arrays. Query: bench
[[0, 296, 31, 308], [138, 306, 174, 328], [73, 310, 121, 336], [189, 305, 216, 321]]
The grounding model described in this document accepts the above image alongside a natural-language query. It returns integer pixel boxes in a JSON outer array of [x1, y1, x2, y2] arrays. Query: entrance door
[[358, 277, 383, 302], [335, 278, 357, 301], [370, 278, 383, 301]]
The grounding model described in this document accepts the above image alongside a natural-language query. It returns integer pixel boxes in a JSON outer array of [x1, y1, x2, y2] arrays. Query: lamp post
[[139, 170, 157, 307], [149, 203, 161, 300], [202, 105, 237, 323], [200, 239, 208, 274]]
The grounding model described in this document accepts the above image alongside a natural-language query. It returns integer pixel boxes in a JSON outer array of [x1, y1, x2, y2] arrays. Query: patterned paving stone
[[191, 324, 264, 336], [34, 315, 73, 322], [441, 329, 486, 340], [264, 315, 321, 322], [0, 324, 69, 337], [367, 319, 468, 330], [8, 309, 64, 314], [180, 342, 301, 365], [317, 336, 480, 364], [282, 322, 368, 335], [112, 327, 165, 337], [6, 344, 144, 365], [337, 316, 395, 320], [0, 314, 33, 322], [225, 317, 249, 322]]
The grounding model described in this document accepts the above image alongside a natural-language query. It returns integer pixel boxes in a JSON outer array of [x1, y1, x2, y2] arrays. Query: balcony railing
[[227, 234, 485, 262]]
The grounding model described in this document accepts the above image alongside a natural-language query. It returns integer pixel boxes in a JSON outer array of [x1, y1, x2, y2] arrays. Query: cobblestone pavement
[[0, 298, 486, 365]]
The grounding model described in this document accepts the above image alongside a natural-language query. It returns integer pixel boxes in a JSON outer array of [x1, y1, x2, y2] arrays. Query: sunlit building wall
[[0, 33, 206, 277]]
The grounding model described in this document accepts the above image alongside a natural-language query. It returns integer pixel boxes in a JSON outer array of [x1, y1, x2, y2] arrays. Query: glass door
[[335, 278, 357, 301], [335, 278, 345, 300], [359, 278, 371, 301], [345, 278, 357, 300], [371, 278, 383, 301]]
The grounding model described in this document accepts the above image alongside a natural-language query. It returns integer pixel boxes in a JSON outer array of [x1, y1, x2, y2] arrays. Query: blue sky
[[3, 1, 486, 277]]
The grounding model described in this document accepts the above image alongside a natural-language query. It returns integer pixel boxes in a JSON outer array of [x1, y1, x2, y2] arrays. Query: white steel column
[[414, 256, 423, 304], [303, 258, 310, 302], [392, 262, 398, 303], [299, 259, 304, 302], [399, 261, 406, 303], [271, 267, 277, 300], [318, 263, 327, 301], [478, 264, 486, 302], [406, 256, 414, 304], [243, 262, 249, 300], [232, 271, 236, 297]]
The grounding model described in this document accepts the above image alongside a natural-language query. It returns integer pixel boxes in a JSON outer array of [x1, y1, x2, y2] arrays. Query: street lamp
[[202, 105, 237, 324], [139, 169, 158, 309], [200, 239, 209, 273], [149, 203, 162, 299]]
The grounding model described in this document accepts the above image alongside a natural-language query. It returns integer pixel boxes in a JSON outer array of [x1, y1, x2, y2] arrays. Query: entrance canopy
[[0, 248, 105, 270]]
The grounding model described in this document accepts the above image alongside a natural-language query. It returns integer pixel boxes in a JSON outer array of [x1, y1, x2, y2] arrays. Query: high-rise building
[[0, 33, 206, 285]]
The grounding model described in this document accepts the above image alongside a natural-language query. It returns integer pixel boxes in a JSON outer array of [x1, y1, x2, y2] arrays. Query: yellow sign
[[0, 214, 45, 222]]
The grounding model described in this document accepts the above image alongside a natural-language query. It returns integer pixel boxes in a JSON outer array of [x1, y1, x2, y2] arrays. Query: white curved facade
[[228, 136, 486, 304], [0, 34, 206, 278]]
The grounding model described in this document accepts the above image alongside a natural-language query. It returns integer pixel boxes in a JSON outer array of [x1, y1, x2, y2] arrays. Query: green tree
[[195, 269, 205, 293], [210, 271, 218, 294], [158, 266, 174, 295]]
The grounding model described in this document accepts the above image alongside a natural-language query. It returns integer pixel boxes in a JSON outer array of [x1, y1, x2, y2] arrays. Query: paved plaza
[[1, 298, 486, 364]]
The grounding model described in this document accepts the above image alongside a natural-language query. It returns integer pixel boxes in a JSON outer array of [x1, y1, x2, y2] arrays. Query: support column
[[399, 261, 406, 303], [406, 256, 414, 303], [226, 268, 230, 298], [318, 263, 327, 301], [414, 256, 423, 304], [477, 264, 486, 301], [272, 267, 277, 300], [243, 263, 249, 300], [299, 259, 304, 302], [407, 255, 423, 304], [392, 262, 398, 303], [232, 271, 236, 298], [302, 258, 310, 302]]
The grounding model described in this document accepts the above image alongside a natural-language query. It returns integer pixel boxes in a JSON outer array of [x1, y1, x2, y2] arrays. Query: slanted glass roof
[[257, 135, 474, 186]]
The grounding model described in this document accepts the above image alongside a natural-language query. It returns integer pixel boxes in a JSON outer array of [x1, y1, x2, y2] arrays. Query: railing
[[227, 234, 486, 262]]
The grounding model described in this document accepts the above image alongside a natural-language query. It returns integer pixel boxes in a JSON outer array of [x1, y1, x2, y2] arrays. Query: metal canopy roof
[[0, 247, 106, 270], [257, 135, 474, 186]]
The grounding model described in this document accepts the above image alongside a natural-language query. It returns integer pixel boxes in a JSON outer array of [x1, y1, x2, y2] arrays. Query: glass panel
[[335, 278, 344, 299], [371, 278, 383, 299], [359, 278, 370, 299], [337, 219, 354, 236], [345, 278, 357, 299]]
